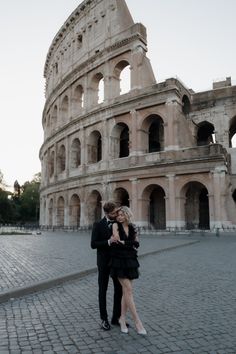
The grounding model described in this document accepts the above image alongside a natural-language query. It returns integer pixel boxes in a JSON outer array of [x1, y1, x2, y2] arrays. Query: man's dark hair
[[103, 201, 117, 213]]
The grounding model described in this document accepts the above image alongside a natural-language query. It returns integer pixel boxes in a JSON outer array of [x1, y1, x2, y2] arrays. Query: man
[[91, 201, 122, 330]]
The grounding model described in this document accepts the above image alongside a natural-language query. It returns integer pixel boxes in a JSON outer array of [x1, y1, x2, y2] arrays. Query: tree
[[19, 174, 41, 224]]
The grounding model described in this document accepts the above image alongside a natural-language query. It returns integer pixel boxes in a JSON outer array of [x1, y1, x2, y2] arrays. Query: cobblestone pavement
[[0, 231, 195, 293], [0, 235, 235, 353]]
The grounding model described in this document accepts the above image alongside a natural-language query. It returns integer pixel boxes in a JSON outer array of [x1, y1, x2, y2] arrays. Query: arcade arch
[[69, 194, 81, 227], [113, 187, 130, 207], [87, 131, 102, 163], [140, 114, 164, 153], [197, 121, 215, 146], [181, 181, 210, 229], [110, 123, 129, 158], [57, 145, 66, 173], [142, 184, 166, 229], [70, 138, 81, 168]]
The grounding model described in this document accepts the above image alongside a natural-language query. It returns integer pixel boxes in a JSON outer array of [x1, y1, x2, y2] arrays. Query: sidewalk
[[0, 231, 198, 303]]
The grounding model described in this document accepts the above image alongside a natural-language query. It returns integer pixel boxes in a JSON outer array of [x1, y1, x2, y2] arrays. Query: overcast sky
[[0, 0, 235, 188]]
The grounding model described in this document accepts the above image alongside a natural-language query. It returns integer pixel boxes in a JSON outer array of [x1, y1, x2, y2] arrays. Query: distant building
[[39, 0, 236, 230]]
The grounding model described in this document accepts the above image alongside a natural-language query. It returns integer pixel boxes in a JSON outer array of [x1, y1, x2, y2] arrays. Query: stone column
[[129, 110, 138, 156], [165, 98, 180, 151], [166, 174, 176, 230], [64, 193, 69, 227], [65, 137, 70, 179], [53, 143, 57, 182], [80, 127, 87, 174], [212, 170, 222, 229], [79, 187, 86, 227], [129, 178, 138, 222]]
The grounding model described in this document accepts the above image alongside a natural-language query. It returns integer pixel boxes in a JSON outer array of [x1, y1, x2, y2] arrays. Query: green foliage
[[20, 180, 40, 223], [0, 171, 41, 225]]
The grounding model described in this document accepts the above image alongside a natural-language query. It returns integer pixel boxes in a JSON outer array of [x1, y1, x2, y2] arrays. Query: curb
[[0, 240, 199, 304]]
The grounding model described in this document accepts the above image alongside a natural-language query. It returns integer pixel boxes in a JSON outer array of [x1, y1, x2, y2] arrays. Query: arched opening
[[140, 114, 164, 153], [110, 123, 130, 158], [98, 77, 104, 104], [61, 96, 69, 124], [183, 182, 210, 230], [57, 196, 65, 227], [48, 199, 53, 226], [197, 121, 215, 146], [69, 194, 80, 227], [142, 185, 166, 229], [91, 72, 104, 105], [48, 151, 55, 178], [149, 118, 164, 153], [114, 60, 131, 96], [113, 188, 129, 207], [74, 85, 84, 109], [232, 189, 236, 204], [119, 125, 129, 157], [120, 65, 131, 94], [229, 116, 236, 147], [87, 131, 102, 163], [87, 191, 102, 225], [182, 95, 191, 115], [51, 105, 57, 131], [58, 145, 66, 173], [70, 139, 81, 168]]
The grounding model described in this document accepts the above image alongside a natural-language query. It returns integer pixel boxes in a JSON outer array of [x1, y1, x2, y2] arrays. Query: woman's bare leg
[[118, 278, 146, 333]]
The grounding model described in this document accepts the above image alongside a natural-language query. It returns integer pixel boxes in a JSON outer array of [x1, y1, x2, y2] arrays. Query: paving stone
[[0, 232, 235, 353]]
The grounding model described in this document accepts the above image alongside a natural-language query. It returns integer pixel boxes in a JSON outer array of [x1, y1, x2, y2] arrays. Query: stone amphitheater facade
[[39, 0, 236, 230]]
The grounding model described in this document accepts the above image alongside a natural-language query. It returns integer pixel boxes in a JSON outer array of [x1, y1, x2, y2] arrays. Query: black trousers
[[98, 264, 122, 321]]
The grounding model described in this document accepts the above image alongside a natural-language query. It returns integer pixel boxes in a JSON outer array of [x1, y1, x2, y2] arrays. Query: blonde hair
[[118, 206, 133, 223]]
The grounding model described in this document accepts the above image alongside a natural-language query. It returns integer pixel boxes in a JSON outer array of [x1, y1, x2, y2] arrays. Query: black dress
[[110, 222, 140, 280]]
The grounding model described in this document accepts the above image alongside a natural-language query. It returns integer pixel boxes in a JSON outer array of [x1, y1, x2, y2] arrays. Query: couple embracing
[[91, 201, 147, 335]]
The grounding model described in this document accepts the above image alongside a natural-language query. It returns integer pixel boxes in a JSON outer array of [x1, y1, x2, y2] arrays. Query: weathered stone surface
[[40, 0, 236, 231]]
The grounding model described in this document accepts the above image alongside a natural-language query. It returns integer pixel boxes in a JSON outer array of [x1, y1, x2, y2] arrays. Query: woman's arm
[[112, 222, 120, 241]]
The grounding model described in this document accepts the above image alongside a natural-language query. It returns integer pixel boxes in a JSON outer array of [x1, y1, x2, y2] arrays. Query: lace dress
[[110, 222, 140, 280]]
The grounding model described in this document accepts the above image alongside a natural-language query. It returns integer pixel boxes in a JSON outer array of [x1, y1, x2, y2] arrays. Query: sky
[[0, 0, 236, 189]]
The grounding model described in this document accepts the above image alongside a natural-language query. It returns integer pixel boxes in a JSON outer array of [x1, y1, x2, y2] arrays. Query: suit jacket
[[91, 217, 113, 267]]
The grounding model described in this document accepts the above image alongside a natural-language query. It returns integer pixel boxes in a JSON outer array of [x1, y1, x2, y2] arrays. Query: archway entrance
[[69, 194, 81, 227], [142, 185, 166, 229], [113, 188, 129, 207], [183, 182, 210, 229]]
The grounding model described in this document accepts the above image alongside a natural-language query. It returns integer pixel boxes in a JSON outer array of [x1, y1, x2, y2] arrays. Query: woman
[[110, 206, 147, 335]]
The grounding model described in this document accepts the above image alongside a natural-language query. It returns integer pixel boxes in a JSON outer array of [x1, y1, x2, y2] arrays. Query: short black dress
[[110, 222, 140, 280]]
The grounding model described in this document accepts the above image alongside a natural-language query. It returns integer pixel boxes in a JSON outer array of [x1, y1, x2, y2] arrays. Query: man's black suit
[[91, 217, 122, 322]]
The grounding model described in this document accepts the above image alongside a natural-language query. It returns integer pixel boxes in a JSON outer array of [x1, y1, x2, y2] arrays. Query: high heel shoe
[[135, 322, 147, 335], [118, 319, 129, 334], [137, 327, 147, 335]]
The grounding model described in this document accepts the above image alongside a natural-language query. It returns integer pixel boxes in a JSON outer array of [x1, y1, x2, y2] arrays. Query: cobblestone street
[[0, 232, 235, 353]]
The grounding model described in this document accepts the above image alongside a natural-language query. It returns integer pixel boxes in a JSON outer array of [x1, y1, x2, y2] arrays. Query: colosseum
[[39, 0, 236, 231]]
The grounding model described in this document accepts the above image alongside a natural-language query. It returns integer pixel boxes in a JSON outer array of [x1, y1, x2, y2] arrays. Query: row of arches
[[45, 181, 210, 230], [44, 60, 131, 133], [46, 116, 164, 177], [46, 116, 236, 178]]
